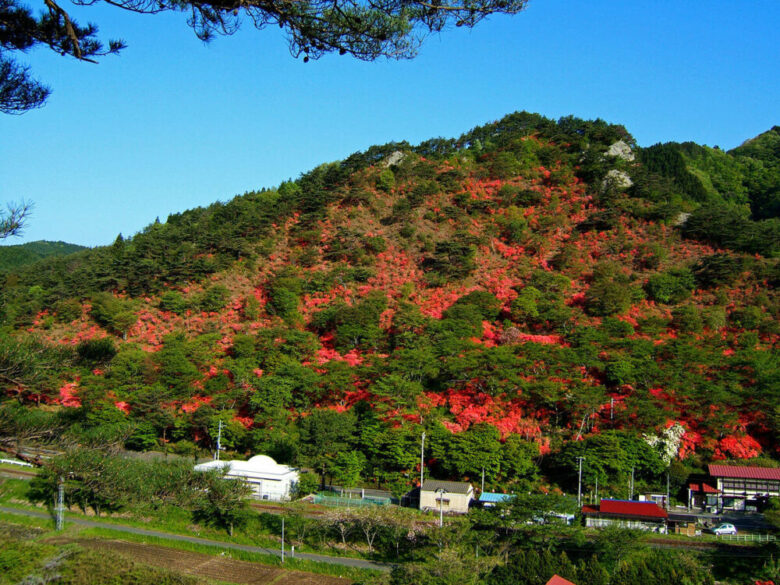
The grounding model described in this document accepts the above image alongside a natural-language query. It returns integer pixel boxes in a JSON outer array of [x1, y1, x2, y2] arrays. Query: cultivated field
[[65, 538, 352, 585]]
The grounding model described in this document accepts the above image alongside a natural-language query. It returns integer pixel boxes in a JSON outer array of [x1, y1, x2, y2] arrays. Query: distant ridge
[[0, 240, 86, 272]]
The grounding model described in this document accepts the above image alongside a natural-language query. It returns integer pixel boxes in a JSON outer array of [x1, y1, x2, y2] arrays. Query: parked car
[[710, 522, 737, 535]]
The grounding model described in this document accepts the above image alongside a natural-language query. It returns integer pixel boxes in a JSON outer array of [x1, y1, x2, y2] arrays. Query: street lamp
[[436, 488, 447, 528]]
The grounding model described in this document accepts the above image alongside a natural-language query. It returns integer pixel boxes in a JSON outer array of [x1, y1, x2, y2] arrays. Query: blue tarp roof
[[479, 492, 514, 503]]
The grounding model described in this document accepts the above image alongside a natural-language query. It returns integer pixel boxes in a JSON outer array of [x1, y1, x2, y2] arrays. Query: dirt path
[[0, 467, 37, 479], [63, 538, 351, 585]]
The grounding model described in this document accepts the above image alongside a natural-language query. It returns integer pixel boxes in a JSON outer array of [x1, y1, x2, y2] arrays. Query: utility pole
[[481, 468, 485, 493], [630, 467, 635, 500], [666, 472, 670, 509], [281, 516, 285, 563], [595, 474, 599, 504], [420, 431, 426, 488], [215, 420, 223, 461], [610, 398, 614, 421], [576, 457, 585, 508], [436, 488, 447, 528], [56, 476, 64, 531]]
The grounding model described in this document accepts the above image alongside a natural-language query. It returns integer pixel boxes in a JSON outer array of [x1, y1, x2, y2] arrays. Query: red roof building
[[546, 576, 577, 585], [599, 499, 668, 519], [581, 499, 668, 532], [687, 480, 721, 511], [708, 465, 780, 481], [688, 482, 719, 494], [705, 465, 780, 510]]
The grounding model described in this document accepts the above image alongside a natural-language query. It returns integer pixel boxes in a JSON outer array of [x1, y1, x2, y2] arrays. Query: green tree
[[392, 545, 498, 585], [553, 431, 664, 492], [511, 286, 542, 323], [645, 268, 695, 304], [500, 435, 539, 483], [155, 335, 200, 398], [53, 298, 83, 322], [0, 2, 122, 114], [197, 284, 229, 312], [764, 497, 780, 531], [89, 292, 136, 336], [207, 412, 247, 453], [294, 472, 320, 497], [192, 469, 252, 536], [577, 556, 609, 585], [377, 168, 396, 192], [436, 423, 502, 482], [447, 290, 502, 321], [29, 448, 135, 516], [159, 291, 188, 314], [671, 305, 703, 333], [299, 408, 356, 483], [332, 450, 366, 490], [0, 336, 73, 402], [585, 279, 634, 316]]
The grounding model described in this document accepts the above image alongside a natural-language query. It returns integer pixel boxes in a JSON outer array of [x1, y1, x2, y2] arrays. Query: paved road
[[0, 506, 391, 572], [670, 506, 772, 533]]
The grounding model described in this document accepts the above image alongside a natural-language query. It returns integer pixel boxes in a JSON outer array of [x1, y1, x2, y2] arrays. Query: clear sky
[[1, 0, 778, 247]]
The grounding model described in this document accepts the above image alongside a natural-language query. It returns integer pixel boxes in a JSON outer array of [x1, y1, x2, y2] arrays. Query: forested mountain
[[1, 111, 777, 497], [0, 240, 86, 272]]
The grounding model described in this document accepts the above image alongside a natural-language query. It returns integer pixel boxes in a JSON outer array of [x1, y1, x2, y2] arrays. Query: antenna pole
[[215, 420, 223, 461], [56, 476, 64, 531], [420, 431, 426, 488], [666, 472, 670, 509]]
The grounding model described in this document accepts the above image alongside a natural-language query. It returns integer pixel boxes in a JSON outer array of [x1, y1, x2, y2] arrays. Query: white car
[[711, 522, 737, 535]]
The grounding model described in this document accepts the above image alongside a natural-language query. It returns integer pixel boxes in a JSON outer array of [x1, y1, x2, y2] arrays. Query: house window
[[435, 498, 451, 507]]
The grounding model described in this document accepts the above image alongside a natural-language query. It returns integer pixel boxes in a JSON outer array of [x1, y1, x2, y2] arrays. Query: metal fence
[[716, 533, 776, 543], [312, 494, 392, 508]]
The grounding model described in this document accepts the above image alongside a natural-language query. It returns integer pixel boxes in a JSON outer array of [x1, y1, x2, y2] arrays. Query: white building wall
[[195, 455, 299, 502], [420, 490, 472, 514]]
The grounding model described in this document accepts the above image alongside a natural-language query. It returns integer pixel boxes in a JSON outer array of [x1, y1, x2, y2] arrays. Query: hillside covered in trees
[[1, 112, 778, 497], [0, 241, 86, 273]]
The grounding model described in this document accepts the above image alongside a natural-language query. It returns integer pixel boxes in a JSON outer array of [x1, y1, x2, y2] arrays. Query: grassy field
[[0, 475, 390, 562], [0, 474, 384, 584], [0, 517, 380, 585], [76, 528, 381, 581]]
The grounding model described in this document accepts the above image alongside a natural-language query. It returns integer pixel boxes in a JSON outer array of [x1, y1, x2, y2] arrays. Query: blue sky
[[1, 0, 778, 247]]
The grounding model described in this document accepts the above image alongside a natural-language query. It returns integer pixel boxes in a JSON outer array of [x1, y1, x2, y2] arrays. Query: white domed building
[[194, 455, 299, 501]]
